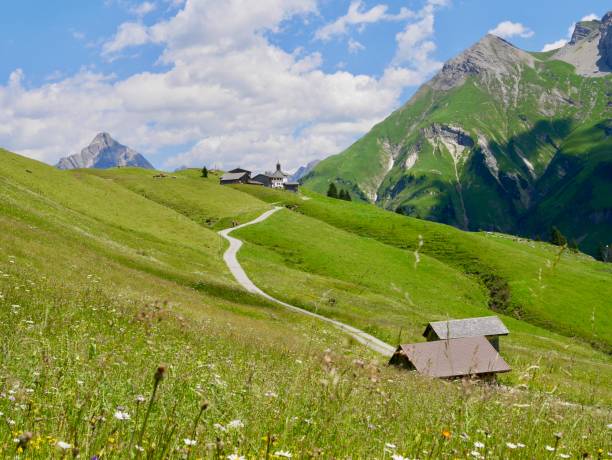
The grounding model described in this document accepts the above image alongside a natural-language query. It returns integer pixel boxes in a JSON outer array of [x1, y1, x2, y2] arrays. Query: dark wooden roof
[[228, 168, 251, 174], [220, 172, 248, 181], [391, 336, 511, 378], [423, 316, 509, 340]]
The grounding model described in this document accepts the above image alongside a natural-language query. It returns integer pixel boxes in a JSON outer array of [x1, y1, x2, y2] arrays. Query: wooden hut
[[389, 336, 511, 380], [423, 316, 509, 351]]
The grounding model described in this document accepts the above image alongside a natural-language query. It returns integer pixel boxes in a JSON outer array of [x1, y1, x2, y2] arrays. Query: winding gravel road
[[218, 207, 395, 357]]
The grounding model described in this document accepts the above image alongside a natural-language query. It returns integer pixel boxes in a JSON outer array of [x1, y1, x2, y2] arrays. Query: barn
[[219, 171, 250, 185], [423, 316, 509, 351], [389, 336, 511, 379]]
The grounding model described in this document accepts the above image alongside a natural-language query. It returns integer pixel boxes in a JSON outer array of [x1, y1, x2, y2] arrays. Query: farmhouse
[[219, 171, 250, 185], [220, 163, 299, 192], [423, 316, 509, 351], [389, 336, 511, 379]]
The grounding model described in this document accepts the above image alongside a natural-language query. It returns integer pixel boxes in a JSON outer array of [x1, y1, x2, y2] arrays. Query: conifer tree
[[327, 183, 338, 199], [550, 226, 567, 247], [201, 166, 208, 178]]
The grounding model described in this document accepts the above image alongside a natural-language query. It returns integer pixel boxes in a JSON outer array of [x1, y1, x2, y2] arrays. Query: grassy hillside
[[0, 150, 610, 457], [236, 186, 611, 353], [87, 168, 270, 230]]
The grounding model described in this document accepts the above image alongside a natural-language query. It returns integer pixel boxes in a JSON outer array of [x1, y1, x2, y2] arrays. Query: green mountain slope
[[303, 14, 612, 257], [235, 185, 612, 353], [0, 149, 610, 456]]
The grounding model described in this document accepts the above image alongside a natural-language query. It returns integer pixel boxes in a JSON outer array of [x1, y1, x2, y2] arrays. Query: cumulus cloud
[[390, 0, 447, 79], [1, 0, 448, 171], [315, 0, 413, 41], [102, 22, 152, 56], [541, 39, 568, 52], [488, 21, 534, 39]]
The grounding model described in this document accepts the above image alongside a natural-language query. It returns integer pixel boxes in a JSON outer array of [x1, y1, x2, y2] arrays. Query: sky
[[0, 0, 608, 172]]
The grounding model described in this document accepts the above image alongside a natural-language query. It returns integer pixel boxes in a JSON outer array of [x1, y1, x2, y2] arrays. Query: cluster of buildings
[[389, 316, 511, 380], [220, 162, 299, 192]]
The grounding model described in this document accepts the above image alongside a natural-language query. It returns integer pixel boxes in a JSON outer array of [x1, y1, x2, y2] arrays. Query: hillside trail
[[218, 207, 395, 357]]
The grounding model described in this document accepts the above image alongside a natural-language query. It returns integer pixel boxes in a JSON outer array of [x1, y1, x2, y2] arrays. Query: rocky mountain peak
[[56, 133, 154, 170], [91, 132, 117, 148], [553, 11, 611, 76], [569, 19, 600, 45], [429, 33, 534, 91]]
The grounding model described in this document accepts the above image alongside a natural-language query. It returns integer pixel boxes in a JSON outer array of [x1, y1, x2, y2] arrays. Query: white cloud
[[541, 39, 567, 52], [390, 0, 447, 79], [488, 21, 534, 39], [315, 0, 414, 41], [102, 22, 152, 56], [580, 13, 599, 21], [131, 1, 157, 16], [1, 0, 448, 172], [348, 38, 365, 53]]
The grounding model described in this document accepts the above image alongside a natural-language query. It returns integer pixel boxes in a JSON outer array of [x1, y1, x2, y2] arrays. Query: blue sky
[[0, 0, 607, 171]]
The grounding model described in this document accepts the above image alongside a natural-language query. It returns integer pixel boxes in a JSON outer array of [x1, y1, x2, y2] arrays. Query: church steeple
[[276, 161, 281, 172]]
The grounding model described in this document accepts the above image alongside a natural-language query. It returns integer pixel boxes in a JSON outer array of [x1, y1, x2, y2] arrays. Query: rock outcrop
[[56, 133, 154, 170], [598, 12, 612, 69]]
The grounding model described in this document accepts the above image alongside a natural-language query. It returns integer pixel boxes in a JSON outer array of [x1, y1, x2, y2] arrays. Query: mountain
[[291, 159, 320, 182], [56, 132, 154, 170], [303, 12, 612, 257]]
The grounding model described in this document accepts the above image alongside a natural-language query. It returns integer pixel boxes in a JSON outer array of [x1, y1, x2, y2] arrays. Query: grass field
[[235, 185, 611, 352], [0, 150, 610, 457]]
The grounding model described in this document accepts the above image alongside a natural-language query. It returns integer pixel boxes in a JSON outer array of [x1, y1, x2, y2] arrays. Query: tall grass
[[0, 262, 609, 458]]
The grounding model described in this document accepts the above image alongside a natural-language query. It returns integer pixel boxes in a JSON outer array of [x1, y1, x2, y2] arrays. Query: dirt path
[[218, 207, 395, 357]]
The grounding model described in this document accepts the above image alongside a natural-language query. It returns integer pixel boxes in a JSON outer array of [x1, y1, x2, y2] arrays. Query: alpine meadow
[[0, 2, 611, 460]]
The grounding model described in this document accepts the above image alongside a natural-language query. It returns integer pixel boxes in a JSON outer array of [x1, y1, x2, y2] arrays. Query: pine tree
[[550, 226, 567, 247], [201, 166, 208, 178], [600, 244, 611, 263], [338, 189, 346, 200], [344, 190, 352, 201], [327, 183, 338, 199]]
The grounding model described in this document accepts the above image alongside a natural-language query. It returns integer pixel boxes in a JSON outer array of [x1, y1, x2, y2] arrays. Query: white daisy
[[227, 455, 246, 460], [474, 441, 485, 449], [227, 419, 244, 429], [114, 410, 130, 421], [56, 441, 71, 450], [274, 451, 292, 458], [545, 445, 556, 452], [183, 438, 197, 446], [391, 455, 409, 460], [506, 442, 517, 449]]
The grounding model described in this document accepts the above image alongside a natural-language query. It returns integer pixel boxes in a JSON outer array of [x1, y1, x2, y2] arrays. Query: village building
[[219, 171, 250, 185], [389, 336, 511, 379], [422, 316, 509, 351], [220, 162, 299, 192]]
